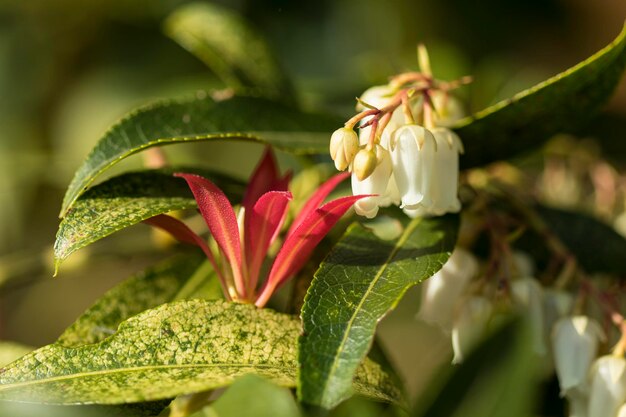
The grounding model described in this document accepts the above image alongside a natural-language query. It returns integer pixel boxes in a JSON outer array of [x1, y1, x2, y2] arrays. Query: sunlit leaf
[[0, 300, 402, 405], [54, 169, 244, 270], [59, 95, 341, 217], [456, 23, 626, 168], [299, 214, 459, 408]]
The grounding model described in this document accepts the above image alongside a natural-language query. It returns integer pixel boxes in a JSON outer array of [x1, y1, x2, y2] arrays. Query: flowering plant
[[1, 3, 626, 417]]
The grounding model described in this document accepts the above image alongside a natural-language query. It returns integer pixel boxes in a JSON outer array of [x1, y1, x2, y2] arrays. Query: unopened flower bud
[[418, 248, 478, 331], [353, 147, 378, 181], [330, 127, 359, 171], [588, 355, 626, 417], [351, 145, 393, 218], [452, 296, 493, 364], [552, 316, 605, 395], [511, 277, 546, 356]]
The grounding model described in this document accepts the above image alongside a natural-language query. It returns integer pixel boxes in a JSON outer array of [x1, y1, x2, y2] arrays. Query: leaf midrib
[[318, 217, 422, 401], [0, 362, 294, 391]]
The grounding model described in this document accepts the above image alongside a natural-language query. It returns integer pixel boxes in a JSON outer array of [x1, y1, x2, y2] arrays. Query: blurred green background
[[0, 0, 625, 408]]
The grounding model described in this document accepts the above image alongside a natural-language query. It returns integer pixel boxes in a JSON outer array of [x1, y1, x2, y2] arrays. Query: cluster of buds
[[329, 46, 470, 218], [417, 246, 626, 417]]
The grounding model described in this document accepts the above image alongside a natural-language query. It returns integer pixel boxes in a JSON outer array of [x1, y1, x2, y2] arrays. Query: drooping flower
[[329, 127, 359, 171], [588, 355, 626, 417], [552, 316, 605, 395], [145, 147, 366, 306], [451, 295, 493, 364], [511, 276, 547, 356], [418, 247, 478, 331]]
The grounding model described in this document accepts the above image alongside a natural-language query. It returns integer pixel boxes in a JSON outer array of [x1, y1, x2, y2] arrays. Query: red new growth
[[146, 147, 366, 306]]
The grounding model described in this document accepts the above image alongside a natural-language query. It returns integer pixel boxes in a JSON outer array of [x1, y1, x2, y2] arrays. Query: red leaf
[[245, 191, 292, 291], [174, 173, 247, 298], [143, 214, 230, 300], [255, 195, 366, 307], [287, 172, 349, 239], [242, 147, 280, 214]]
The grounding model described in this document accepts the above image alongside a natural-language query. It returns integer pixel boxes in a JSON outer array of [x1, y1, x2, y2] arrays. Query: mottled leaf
[[59, 95, 341, 217], [0, 401, 169, 417], [456, 23, 626, 169], [190, 375, 301, 417], [412, 318, 535, 417], [0, 300, 402, 405], [57, 253, 210, 347], [54, 169, 244, 269], [164, 2, 292, 100], [299, 214, 459, 408], [0, 342, 33, 367]]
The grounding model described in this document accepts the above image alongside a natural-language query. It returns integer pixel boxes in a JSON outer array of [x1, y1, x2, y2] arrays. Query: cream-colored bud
[[588, 355, 626, 417], [353, 147, 378, 181], [552, 316, 605, 395], [351, 145, 393, 218], [330, 127, 359, 171]]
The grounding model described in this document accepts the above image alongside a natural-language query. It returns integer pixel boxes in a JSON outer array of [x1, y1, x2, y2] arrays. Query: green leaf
[[456, 23, 626, 169], [57, 254, 216, 347], [54, 169, 244, 269], [299, 214, 459, 408], [164, 2, 292, 100], [518, 206, 626, 276], [0, 342, 33, 367], [0, 300, 402, 405], [0, 401, 169, 417], [412, 318, 536, 417], [190, 375, 301, 417], [59, 95, 342, 217]]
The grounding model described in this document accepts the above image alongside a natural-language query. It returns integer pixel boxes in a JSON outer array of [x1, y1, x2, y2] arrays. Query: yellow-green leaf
[[0, 300, 403, 406]]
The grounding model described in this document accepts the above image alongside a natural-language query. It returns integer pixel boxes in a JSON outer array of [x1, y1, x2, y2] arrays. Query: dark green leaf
[[59, 95, 342, 217], [164, 2, 292, 100], [190, 375, 301, 417], [56, 253, 210, 347], [0, 300, 402, 405], [0, 401, 169, 417], [412, 318, 536, 417], [299, 214, 459, 408], [456, 23, 626, 169], [519, 206, 626, 276], [54, 169, 244, 269]]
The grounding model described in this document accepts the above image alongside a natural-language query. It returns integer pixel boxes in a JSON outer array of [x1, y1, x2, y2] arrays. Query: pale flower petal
[[511, 277, 547, 356], [588, 355, 626, 417], [451, 296, 493, 364], [418, 248, 478, 331], [552, 316, 605, 394]]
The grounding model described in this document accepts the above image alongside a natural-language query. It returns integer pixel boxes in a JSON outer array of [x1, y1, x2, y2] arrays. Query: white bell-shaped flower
[[552, 316, 605, 395], [418, 247, 478, 331], [425, 127, 463, 215], [351, 145, 393, 218], [451, 296, 493, 364], [588, 355, 626, 417], [511, 277, 547, 356], [512, 250, 535, 277], [390, 124, 437, 209], [617, 403, 626, 417]]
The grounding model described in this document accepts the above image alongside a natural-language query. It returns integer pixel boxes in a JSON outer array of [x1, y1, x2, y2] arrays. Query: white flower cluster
[[418, 247, 626, 417], [329, 85, 465, 219]]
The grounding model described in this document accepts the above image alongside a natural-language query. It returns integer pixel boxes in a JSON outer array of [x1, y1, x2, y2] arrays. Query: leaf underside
[[299, 214, 459, 408], [0, 300, 403, 406]]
